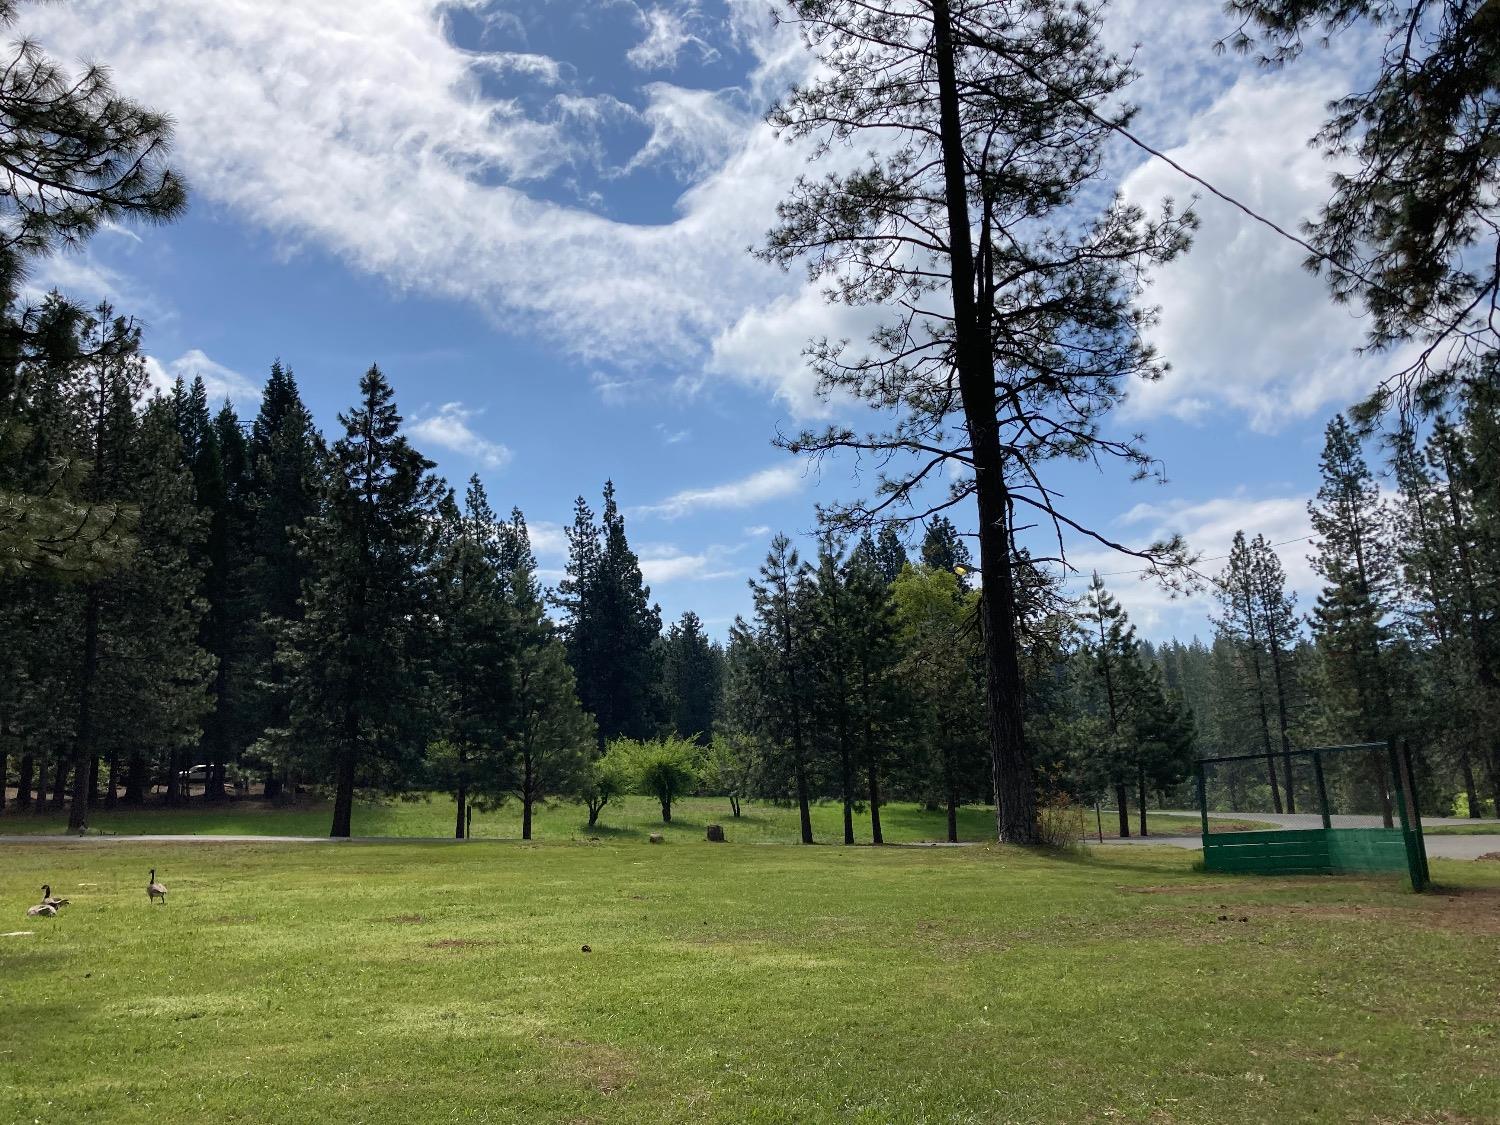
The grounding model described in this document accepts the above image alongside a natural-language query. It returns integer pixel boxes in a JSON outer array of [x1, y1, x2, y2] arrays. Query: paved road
[[1171, 809, 1494, 831]]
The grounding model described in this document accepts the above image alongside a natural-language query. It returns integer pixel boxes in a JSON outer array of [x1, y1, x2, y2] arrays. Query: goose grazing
[[26, 902, 57, 918], [40, 885, 69, 909], [147, 868, 167, 905]]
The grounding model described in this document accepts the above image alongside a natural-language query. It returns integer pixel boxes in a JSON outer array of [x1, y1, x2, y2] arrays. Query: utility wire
[[1054, 534, 1315, 583]]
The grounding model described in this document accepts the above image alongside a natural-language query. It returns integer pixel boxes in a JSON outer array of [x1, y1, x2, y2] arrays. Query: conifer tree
[[662, 610, 721, 745], [844, 534, 902, 843], [558, 482, 662, 746], [920, 516, 973, 586], [762, 0, 1194, 844], [736, 535, 818, 843], [245, 361, 323, 798], [808, 534, 861, 843], [1309, 414, 1399, 824], [429, 477, 516, 838], [1213, 531, 1285, 813], [502, 506, 594, 839], [269, 366, 442, 838], [872, 526, 908, 586]]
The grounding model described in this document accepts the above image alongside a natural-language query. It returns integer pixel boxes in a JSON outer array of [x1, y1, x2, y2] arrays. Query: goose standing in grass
[[26, 901, 56, 918], [41, 885, 69, 909], [147, 869, 167, 905]]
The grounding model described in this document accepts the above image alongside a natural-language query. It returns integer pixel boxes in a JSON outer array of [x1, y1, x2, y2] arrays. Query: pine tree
[[244, 361, 323, 799], [920, 516, 972, 585], [808, 534, 860, 844], [1213, 531, 1286, 813], [269, 366, 443, 838], [557, 482, 662, 746], [737, 535, 818, 843], [892, 564, 987, 842], [501, 506, 594, 840], [662, 610, 721, 745], [844, 534, 902, 844], [872, 526, 908, 586], [1309, 414, 1399, 824], [761, 0, 1194, 844], [429, 477, 516, 838]]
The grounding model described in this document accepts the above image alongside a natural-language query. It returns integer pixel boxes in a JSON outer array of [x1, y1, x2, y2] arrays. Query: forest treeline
[[2, 0, 1497, 841]]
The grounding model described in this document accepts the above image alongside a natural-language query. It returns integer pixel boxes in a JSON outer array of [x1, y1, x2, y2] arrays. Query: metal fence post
[[1312, 749, 1331, 830]]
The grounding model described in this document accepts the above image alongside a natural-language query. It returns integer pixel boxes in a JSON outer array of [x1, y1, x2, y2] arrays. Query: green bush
[[611, 736, 701, 823]]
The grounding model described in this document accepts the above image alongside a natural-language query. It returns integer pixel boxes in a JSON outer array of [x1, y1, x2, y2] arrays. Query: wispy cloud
[[655, 422, 691, 444], [144, 349, 261, 406], [634, 464, 803, 519], [638, 542, 742, 584], [626, 3, 718, 71], [407, 402, 512, 469]]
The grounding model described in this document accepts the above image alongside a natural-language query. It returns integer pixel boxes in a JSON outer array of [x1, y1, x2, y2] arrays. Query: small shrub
[[1036, 794, 1087, 851]]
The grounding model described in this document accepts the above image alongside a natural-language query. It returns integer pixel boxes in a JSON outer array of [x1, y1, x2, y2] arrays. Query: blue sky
[[24, 0, 1398, 639]]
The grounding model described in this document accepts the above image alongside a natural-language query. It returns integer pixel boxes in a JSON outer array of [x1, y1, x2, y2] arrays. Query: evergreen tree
[[920, 516, 972, 585], [268, 366, 443, 838], [872, 526, 908, 586], [244, 361, 323, 798], [1213, 531, 1286, 813], [736, 535, 818, 843], [501, 506, 594, 840], [761, 0, 1194, 844], [1309, 414, 1399, 825], [891, 564, 988, 842], [844, 534, 902, 843], [429, 477, 516, 838], [557, 482, 662, 745], [662, 610, 721, 745]]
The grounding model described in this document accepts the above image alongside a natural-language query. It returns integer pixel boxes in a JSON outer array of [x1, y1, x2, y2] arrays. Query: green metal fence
[[1196, 741, 1430, 891]]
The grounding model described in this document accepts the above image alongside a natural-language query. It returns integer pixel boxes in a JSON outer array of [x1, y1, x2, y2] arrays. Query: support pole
[[1195, 763, 1209, 842], [1312, 749, 1332, 830], [1399, 740, 1430, 890], [1389, 740, 1426, 892]]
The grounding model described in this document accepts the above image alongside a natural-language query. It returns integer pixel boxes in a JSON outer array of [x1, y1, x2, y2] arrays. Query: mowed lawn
[[0, 793, 1252, 842], [3, 841, 1497, 1123]]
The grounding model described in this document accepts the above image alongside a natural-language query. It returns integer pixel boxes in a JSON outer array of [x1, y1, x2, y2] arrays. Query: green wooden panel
[[1202, 826, 1416, 880]]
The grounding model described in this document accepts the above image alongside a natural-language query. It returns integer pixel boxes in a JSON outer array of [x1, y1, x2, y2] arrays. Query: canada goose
[[26, 902, 56, 918], [40, 885, 68, 908], [147, 869, 167, 905]]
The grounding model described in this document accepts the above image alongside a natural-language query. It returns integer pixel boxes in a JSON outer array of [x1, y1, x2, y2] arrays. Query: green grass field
[[0, 793, 1267, 843], [3, 838, 1497, 1123], [1424, 823, 1500, 836]]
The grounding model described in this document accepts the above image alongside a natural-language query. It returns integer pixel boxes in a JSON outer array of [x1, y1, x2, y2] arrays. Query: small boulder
[[706, 824, 726, 843], [649, 832, 664, 844]]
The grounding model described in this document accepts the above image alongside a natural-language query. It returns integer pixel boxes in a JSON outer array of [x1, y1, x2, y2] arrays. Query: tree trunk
[[794, 763, 813, 844], [52, 758, 69, 810], [1459, 743, 1480, 817], [0, 747, 6, 812], [946, 788, 958, 844], [729, 794, 741, 818], [330, 742, 356, 838], [1115, 781, 1130, 838], [1137, 764, 1148, 837], [454, 781, 466, 839], [264, 770, 283, 801], [522, 752, 535, 840], [868, 761, 884, 846], [68, 584, 101, 832], [661, 797, 672, 823], [124, 753, 147, 804], [586, 802, 600, 828], [933, 0, 1036, 845], [840, 745, 855, 845], [105, 752, 119, 809], [16, 754, 32, 809]]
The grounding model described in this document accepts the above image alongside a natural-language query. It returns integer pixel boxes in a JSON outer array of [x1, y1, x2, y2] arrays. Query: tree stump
[[648, 832, 664, 844], [706, 824, 725, 843]]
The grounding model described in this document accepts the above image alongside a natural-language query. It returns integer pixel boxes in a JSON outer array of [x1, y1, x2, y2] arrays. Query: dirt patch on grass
[[554, 1038, 636, 1096], [1222, 888, 1500, 935], [426, 938, 496, 951]]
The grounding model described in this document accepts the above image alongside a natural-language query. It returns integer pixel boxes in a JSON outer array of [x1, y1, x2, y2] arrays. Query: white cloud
[[1118, 72, 1410, 431], [743, 524, 770, 537], [144, 349, 262, 406], [524, 520, 567, 558], [622, 83, 750, 180], [22, 0, 812, 379], [407, 401, 512, 468], [634, 463, 803, 519], [626, 4, 718, 71], [654, 422, 691, 444], [638, 543, 741, 584], [1057, 492, 1316, 638]]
